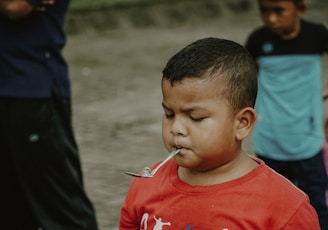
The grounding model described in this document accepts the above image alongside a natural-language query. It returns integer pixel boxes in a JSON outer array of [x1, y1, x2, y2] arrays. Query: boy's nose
[[170, 118, 187, 137], [267, 13, 278, 24]]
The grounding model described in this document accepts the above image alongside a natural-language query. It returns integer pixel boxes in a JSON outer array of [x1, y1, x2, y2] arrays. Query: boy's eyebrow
[[161, 102, 170, 110], [161, 102, 207, 113]]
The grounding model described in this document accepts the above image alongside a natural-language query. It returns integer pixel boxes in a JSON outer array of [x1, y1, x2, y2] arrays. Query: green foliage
[[69, 0, 157, 11], [69, 0, 124, 10]]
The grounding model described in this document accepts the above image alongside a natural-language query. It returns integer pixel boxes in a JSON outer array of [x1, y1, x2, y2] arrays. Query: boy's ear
[[235, 107, 256, 141], [297, 2, 306, 14]]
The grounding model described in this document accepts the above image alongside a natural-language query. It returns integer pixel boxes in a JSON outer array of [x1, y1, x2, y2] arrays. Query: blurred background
[[63, 0, 328, 229]]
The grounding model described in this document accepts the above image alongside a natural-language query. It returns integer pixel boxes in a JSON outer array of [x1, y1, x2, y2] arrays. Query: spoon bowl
[[125, 148, 181, 178]]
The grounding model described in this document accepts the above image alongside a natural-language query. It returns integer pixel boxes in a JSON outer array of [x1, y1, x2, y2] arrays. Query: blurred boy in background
[[245, 0, 328, 228]]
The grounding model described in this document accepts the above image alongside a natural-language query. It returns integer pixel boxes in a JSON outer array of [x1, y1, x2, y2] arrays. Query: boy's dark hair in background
[[163, 37, 258, 114], [270, 0, 306, 7], [246, 0, 328, 228]]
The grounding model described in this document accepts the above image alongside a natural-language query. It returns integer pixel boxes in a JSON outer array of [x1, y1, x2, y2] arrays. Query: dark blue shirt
[[0, 0, 70, 98]]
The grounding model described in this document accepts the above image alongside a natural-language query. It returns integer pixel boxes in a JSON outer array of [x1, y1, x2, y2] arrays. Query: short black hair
[[258, 0, 305, 7], [162, 37, 258, 114]]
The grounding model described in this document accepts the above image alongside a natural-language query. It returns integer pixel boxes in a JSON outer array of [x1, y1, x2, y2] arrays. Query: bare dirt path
[[64, 4, 328, 229]]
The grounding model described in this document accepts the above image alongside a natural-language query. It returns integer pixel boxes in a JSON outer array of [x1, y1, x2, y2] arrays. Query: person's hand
[[0, 0, 54, 19], [35, 0, 54, 11], [323, 88, 328, 101], [0, 0, 33, 19]]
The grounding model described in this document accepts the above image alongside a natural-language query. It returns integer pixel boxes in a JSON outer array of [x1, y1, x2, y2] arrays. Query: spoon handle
[[151, 148, 180, 176], [125, 171, 143, 177]]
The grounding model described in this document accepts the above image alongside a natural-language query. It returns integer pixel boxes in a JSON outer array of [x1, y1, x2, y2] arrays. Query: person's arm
[[0, 0, 54, 20]]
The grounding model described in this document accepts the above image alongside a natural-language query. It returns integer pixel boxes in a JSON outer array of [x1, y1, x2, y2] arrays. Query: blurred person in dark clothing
[[0, 0, 99, 229]]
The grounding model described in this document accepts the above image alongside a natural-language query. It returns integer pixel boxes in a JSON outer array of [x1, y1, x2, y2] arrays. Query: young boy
[[245, 1, 328, 228], [119, 37, 320, 229]]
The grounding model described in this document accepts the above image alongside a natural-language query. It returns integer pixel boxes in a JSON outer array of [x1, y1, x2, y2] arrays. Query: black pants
[[0, 90, 98, 230], [258, 150, 328, 230]]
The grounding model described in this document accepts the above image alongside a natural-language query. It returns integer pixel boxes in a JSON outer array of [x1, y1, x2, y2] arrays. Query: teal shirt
[[254, 55, 323, 160]]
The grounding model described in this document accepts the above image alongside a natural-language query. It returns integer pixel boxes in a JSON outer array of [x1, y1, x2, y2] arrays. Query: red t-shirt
[[120, 157, 319, 229]]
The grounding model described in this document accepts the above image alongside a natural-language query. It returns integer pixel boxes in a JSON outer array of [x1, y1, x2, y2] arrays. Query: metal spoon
[[125, 148, 181, 178]]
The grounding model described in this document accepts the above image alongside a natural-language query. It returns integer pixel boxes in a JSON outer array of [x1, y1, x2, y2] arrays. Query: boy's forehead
[[162, 75, 226, 93], [164, 70, 228, 87]]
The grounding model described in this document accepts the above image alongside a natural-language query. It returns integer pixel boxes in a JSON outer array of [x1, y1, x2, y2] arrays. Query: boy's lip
[[173, 146, 188, 154], [267, 25, 280, 32], [173, 145, 184, 150]]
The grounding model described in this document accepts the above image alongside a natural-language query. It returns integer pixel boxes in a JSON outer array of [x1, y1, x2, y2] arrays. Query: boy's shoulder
[[253, 159, 308, 201], [246, 19, 328, 56], [247, 25, 270, 40], [248, 19, 328, 39], [301, 19, 328, 33], [265, 169, 308, 205]]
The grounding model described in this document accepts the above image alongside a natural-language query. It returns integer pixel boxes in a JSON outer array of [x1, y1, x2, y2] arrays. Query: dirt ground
[[63, 2, 328, 229]]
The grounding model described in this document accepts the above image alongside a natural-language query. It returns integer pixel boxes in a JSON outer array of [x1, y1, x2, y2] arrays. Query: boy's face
[[258, 0, 304, 39], [161, 77, 241, 172]]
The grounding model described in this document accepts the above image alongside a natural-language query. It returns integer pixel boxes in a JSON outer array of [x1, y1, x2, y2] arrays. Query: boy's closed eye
[[260, 7, 284, 15], [189, 115, 205, 122], [162, 103, 207, 122], [163, 111, 206, 122], [164, 112, 174, 119]]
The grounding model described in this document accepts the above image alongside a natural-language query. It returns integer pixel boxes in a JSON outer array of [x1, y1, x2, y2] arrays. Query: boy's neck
[[178, 153, 259, 186], [281, 18, 302, 40]]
